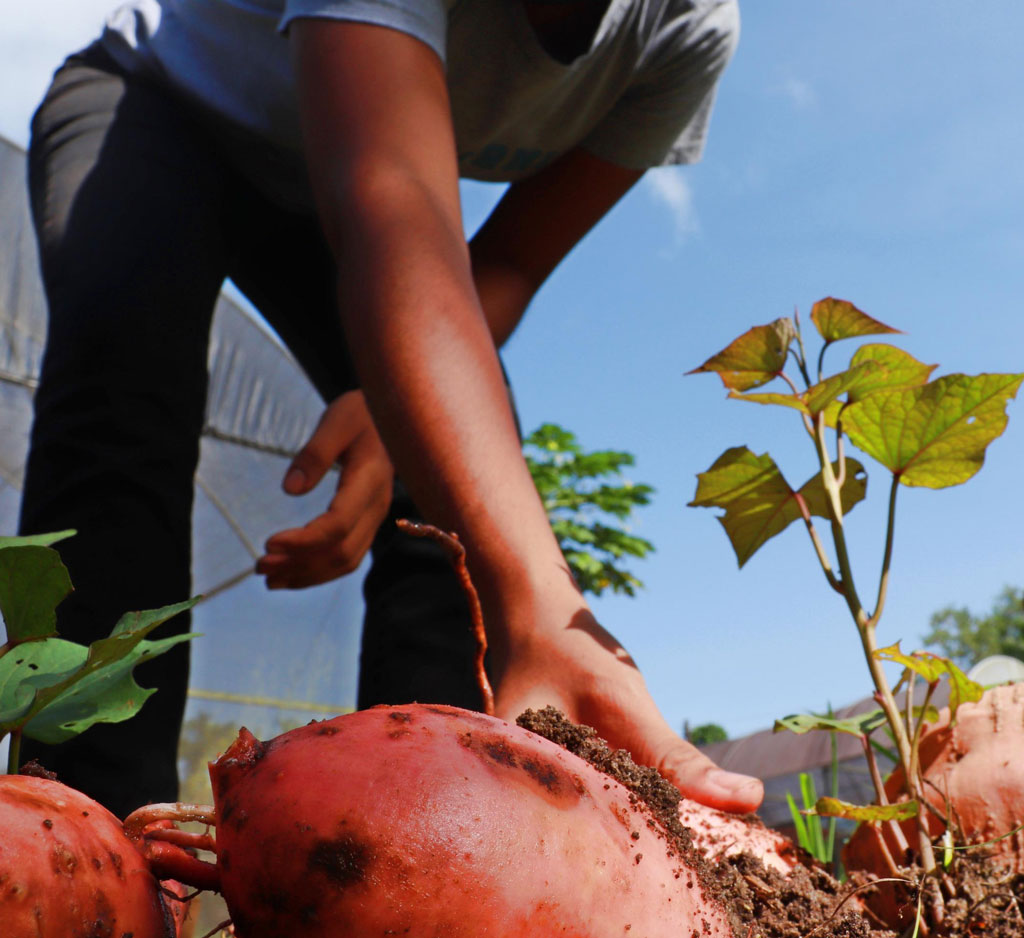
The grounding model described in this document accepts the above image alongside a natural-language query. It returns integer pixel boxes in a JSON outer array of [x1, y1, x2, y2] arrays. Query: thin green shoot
[[786, 771, 834, 865]]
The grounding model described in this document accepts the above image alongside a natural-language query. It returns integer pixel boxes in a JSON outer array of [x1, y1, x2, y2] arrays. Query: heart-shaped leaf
[[820, 345, 938, 428], [843, 373, 1024, 487], [810, 298, 901, 343], [689, 447, 866, 566], [844, 344, 937, 401], [687, 318, 796, 391]]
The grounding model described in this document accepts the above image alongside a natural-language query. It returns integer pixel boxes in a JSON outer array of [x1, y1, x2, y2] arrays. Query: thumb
[[283, 443, 332, 495], [654, 738, 763, 814], [283, 400, 359, 495]]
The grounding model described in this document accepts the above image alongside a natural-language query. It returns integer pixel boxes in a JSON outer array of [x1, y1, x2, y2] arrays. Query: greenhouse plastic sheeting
[[0, 134, 363, 745]]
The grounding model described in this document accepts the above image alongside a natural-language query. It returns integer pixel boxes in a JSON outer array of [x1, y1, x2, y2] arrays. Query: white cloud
[[777, 77, 817, 110], [644, 167, 700, 243]]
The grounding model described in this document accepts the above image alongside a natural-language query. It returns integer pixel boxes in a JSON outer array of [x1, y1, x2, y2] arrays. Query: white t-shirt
[[100, 0, 738, 203]]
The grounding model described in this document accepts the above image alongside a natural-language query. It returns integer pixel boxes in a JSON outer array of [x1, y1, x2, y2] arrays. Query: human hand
[[491, 608, 763, 814], [256, 390, 393, 589]]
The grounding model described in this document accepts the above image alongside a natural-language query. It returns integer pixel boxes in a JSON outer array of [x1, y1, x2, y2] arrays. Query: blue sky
[[2, 2, 1022, 743]]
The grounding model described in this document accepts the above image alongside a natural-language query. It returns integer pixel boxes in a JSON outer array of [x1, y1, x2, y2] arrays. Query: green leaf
[[0, 545, 73, 642], [0, 531, 76, 550], [689, 448, 866, 567], [810, 298, 901, 343], [797, 458, 868, 518], [525, 423, 655, 597], [810, 797, 919, 823], [842, 373, 1024, 488], [844, 344, 937, 401], [820, 345, 938, 428], [0, 638, 88, 735], [1, 599, 199, 744], [733, 363, 881, 417], [686, 318, 797, 391], [23, 632, 193, 744], [774, 709, 889, 739], [786, 791, 811, 850], [874, 643, 984, 721]]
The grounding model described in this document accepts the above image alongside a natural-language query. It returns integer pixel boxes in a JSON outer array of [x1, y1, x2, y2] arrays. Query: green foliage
[[685, 318, 797, 391], [685, 721, 728, 745], [924, 585, 1024, 668], [775, 709, 889, 739], [786, 772, 834, 864], [688, 297, 1022, 874], [0, 533, 198, 773], [690, 448, 866, 567], [0, 530, 75, 641], [525, 423, 654, 597], [874, 643, 983, 720]]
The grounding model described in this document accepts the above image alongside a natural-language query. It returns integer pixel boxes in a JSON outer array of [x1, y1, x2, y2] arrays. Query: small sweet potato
[[0, 774, 185, 937], [845, 683, 1024, 876]]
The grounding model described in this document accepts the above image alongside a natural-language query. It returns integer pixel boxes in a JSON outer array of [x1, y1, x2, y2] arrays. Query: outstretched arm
[[288, 18, 761, 812]]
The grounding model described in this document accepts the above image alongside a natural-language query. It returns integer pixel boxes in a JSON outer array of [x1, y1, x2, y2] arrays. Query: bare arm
[[287, 19, 761, 811]]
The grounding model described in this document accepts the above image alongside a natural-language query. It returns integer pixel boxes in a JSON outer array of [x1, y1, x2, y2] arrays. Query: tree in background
[[524, 423, 654, 598], [923, 586, 1024, 668], [683, 721, 729, 745]]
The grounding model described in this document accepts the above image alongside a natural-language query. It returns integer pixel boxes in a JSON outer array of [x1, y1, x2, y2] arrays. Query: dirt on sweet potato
[[518, 706, 1024, 938]]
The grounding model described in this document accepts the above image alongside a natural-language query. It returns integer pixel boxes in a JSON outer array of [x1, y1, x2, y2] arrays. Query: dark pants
[[19, 46, 486, 819]]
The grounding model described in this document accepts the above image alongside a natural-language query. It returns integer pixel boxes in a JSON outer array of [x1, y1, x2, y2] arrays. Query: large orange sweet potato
[[138, 704, 741, 937]]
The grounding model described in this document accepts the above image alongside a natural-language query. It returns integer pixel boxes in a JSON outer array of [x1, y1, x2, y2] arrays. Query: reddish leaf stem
[[395, 519, 495, 716]]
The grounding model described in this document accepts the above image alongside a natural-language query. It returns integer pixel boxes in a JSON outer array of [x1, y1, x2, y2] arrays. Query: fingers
[[654, 739, 763, 814], [282, 391, 366, 495], [257, 392, 394, 588], [491, 621, 763, 816]]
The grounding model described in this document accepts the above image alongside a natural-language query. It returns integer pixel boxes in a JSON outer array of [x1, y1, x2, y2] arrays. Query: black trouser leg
[[19, 47, 231, 818]]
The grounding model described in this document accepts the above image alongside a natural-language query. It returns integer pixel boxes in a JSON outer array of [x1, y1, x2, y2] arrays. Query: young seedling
[[687, 298, 1022, 884], [0, 531, 198, 774]]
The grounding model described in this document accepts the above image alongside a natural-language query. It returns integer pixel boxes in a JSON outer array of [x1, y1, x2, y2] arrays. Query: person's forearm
[[327, 172, 584, 647]]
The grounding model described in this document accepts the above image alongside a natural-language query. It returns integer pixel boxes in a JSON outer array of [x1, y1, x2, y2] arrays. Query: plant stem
[[868, 473, 901, 629], [862, 735, 911, 859], [793, 492, 843, 593], [6, 730, 20, 775], [811, 413, 866, 624], [811, 413, 937, 869], [792, 310, 813, 388], [816, 340, 830, 384], [908, 682, 939, 799], [780, 371, 815, 437]]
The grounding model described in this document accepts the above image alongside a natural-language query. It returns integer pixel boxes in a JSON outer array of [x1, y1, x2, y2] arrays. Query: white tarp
[[0, 134, 363, 736]]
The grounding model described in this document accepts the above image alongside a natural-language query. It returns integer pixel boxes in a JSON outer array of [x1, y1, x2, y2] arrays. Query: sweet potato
[[843, 684, 1024, 927], [0, 774, 186, 937], [845, 683, 1024, 875], [136, 703, 739, 937]]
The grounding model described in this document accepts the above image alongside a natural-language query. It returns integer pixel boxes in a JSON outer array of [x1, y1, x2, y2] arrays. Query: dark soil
[[517, 707, 1024, 938]]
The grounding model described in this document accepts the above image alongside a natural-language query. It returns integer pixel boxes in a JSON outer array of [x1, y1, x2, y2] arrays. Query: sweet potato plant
[[687, 299, 1023, 893]]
